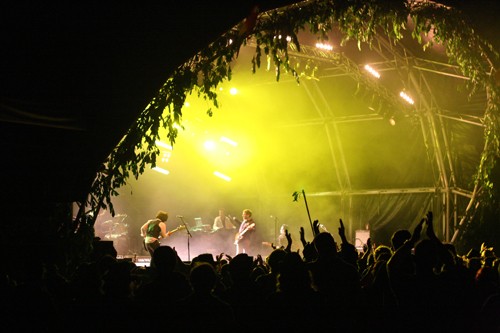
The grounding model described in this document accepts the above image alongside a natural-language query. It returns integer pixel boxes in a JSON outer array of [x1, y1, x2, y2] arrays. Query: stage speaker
[[354, 230, 370, 251], [91, 240, 117, 260]]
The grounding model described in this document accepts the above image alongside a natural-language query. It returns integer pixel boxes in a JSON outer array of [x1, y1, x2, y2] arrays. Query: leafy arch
[[83, 0, 498, 242]]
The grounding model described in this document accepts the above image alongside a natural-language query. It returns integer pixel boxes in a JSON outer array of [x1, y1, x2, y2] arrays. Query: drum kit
[[98, 214, 129, 255], [101, 214, 129, 239]]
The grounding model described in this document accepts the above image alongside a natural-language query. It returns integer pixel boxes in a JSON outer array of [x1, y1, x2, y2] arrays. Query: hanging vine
[[84, 0, 498, 232]]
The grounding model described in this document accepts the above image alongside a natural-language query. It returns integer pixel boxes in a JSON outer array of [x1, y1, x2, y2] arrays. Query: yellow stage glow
[[152, 167, 170, 175], [204, 140, 216, 151], [229, 87, 238, 95], [213, 171, 231, 182], [220, 136, 238, 147]]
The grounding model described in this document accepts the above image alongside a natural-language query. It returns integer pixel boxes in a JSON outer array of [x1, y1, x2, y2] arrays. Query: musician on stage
[[212, 209, 235, 231], [233, 209, 256, 255], [140, 210, 173, 257]]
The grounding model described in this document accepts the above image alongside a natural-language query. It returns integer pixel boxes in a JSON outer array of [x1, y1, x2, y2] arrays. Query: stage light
[[155, 140, 173, 150], [160, 150, 171, 163], [229, 87, 238, 95], [204, 140, 216, 151], [220, 136, 238, 147], [389, 117, 396, 126], [214, 171, 231, 182], [152, 167, 170, 175], [364, 64, 380, 78], [399, 91, 415, 105], [315, 42, 333, 51]]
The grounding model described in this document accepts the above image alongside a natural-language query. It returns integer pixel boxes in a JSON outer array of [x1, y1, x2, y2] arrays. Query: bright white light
[[229, 87, 238, 95], [155, 140, 173, 150], [160, 151, 171, 163], [399, 91, 415, 105], [204, 140, 216, 151], [152, 167, 170, 175], [364, 64, 380, 78], [315, 42, 333, 51], [220, 136, 238, 147], [214, 171, 231, 182]]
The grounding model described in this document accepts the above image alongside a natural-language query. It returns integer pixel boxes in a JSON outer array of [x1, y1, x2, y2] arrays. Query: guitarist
[[140, 210, 175, 257], [232, 209, 256, 255]]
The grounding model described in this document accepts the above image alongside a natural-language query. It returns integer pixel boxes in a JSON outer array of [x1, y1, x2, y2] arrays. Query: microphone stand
[[274, 216, 279, 245], [178, 216, 192, 262]]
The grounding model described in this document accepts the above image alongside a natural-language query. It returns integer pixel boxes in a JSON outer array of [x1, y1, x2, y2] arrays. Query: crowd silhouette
[[1, 211, 499, 332]]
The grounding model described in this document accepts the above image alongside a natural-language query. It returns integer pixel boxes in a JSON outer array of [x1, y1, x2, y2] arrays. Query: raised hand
[[410, 216, 425, 245], [300, 226, 308, 247], [425, 211, 437, 240], [285, 229, 292, 252], [313, 220, 320, 236], [338, 218, 348, 244], [255, 254, 264, 266]]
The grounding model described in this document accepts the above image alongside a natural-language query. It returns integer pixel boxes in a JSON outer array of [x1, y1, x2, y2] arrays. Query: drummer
[[212, 209, 235, 231]]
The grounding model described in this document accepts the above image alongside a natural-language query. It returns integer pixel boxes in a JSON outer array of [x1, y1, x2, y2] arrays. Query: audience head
[[391, 229, 411, 251], [191, 253, 216, 268], [374, 245, 392, 262], [313, 232, 338, 257], [151, 246, 177, 275], [189, 262, 217, 294], [278, 252, 312, 292], [229, 253, 254, 282], [266, 248, 287, 274], [302, 242, 318, 262]]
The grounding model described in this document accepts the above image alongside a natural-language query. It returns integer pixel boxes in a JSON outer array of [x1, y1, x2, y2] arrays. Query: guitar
[[143, 224, 186, 249], [234, 222, 255, 245], [166, 224, 186, 237]]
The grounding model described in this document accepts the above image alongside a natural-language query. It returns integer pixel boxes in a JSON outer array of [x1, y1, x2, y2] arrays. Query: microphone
[[176, 215, 183, 218]]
